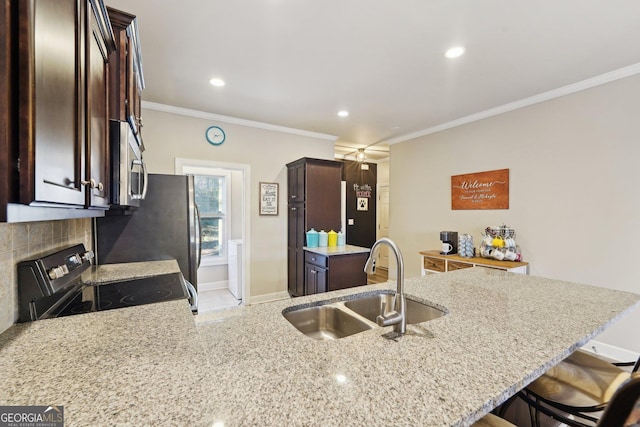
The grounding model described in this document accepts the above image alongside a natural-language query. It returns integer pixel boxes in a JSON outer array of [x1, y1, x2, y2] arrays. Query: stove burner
[[120, 288, 173, 306], [96, 273, 188, 311]]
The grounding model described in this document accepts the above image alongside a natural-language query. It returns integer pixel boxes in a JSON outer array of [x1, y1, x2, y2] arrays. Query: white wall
[[140, 106, 335, 299], [390, 74, 640, 353]]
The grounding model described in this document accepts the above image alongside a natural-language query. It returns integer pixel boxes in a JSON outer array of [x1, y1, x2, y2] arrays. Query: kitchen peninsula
[[1, 268, 638, 426]]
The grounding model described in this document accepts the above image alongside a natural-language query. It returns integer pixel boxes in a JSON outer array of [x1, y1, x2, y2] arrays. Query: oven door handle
[[185, 279, 198, 312]]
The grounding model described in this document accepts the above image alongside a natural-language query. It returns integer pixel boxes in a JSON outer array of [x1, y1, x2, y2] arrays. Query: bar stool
[[519, 349, 639, 426], [472, 413, 516, 426]]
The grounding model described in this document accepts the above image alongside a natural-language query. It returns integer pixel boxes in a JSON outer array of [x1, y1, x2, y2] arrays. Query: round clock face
[[206, 125, 226, 145]]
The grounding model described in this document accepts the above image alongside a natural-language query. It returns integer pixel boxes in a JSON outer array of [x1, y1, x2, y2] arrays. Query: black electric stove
[[17, 244, 192, 322]]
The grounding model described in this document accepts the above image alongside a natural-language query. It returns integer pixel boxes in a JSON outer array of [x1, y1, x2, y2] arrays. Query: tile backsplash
[[0, 218, 92, 334]]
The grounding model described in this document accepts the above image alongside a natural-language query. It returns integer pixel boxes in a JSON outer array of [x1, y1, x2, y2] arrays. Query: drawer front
[[423, 256, 445, 272], [448, 261, 473, 271], [305, 252, 328, 268]]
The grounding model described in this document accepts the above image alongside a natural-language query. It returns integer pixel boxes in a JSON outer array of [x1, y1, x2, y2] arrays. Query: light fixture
[[209, 77, 226, 87], [445, 46, 465, 59], [337, 110, 349, 117], [356, 148, 366, 162]]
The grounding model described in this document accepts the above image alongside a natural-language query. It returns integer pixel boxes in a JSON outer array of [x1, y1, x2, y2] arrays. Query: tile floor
[[197, 288, 242, 314], [196, 267, 389, 316]]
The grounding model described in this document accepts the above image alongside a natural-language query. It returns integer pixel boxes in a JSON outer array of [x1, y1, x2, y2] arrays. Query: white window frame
[[181, 165, 232, 267]]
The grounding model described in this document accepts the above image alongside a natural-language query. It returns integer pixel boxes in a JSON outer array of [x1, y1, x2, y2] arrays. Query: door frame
[[175, 158, 251, 305]]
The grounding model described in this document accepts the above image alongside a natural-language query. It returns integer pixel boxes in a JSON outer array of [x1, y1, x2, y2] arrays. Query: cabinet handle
[[81, 179, 96, 188], [291, 207, 297, 211], [291, 195, 297, 199], [97, 182, 104, 192]]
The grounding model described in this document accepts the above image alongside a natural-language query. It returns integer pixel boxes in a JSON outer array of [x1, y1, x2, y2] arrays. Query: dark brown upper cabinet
[[1, 0, 115, 221], [107, 7, 144, 142]]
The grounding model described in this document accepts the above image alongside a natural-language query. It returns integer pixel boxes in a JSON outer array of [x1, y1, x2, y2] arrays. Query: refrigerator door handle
[[195, 204, 202, 268]]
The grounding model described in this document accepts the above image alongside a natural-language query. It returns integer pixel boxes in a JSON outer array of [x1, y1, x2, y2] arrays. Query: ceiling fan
[[334, 144, 390, 161]]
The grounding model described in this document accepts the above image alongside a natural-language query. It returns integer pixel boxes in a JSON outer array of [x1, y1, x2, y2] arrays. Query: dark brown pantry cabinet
[[1, 0, 115, 221], [287, 158, 342, 296]]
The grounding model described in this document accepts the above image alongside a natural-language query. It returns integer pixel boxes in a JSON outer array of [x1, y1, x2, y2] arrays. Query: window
[[194, 175, 226, 258], [182, 166, 231, 266]]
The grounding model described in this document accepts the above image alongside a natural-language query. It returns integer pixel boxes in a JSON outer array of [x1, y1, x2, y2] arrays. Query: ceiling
[[104, 0, 640, 162]]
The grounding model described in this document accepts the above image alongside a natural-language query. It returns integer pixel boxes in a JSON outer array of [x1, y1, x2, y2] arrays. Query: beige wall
[[390, 74, 640, 353], [0, 219, 92, 334], [140, 107, 335, 299]]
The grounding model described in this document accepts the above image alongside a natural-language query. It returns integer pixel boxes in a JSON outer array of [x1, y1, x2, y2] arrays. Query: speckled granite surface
[[0, 300, 213, 426], [1, 267, 638, 427], [196, 268, 640, 427], [81, 260, 181, 284], [304, 244, 370, 256]]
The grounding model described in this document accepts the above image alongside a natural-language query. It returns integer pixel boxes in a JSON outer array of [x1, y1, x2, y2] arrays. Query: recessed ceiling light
[[445, 46, 465, 59], [209, 78, 226, 87], [338, 110, 349, 117]]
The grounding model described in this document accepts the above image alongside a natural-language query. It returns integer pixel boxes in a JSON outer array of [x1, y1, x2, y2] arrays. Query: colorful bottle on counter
[[327, 230, 338, 246], [306, 228, 319, 248], [337, 231, 345, 246], [318, 230, 328, 247]]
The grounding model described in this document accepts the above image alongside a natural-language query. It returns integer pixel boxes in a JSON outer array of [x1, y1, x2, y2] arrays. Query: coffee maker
[[440, 231, 458, 255]]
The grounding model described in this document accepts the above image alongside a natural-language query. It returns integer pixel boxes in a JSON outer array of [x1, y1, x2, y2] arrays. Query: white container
[[318, 230, 328, 247]]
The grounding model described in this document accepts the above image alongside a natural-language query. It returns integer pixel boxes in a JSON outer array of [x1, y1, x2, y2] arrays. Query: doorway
[[175, 158, 250, 314], [376, 184, 390, 269]]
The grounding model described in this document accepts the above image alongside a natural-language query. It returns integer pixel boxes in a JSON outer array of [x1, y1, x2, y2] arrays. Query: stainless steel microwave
[[109, 120, 148, 208]]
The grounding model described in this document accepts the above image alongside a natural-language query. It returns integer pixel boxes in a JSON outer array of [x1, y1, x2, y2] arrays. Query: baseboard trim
[[248, 291, 290, 305], [198, 280, 229, 292], [581, 339, 639, 363]]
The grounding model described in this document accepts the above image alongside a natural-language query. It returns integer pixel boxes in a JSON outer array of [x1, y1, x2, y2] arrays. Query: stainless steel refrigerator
[[95, 174, 201, 307]]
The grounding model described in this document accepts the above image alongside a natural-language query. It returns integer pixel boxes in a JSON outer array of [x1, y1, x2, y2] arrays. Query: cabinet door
[[287, 163, 305, 203], [18, 0, 85, 206], [305, 264, 327, 295], [0, 0, 12, 221], [305, 162, 342, 231], [85, 0, 111, 208], [288, 204, 305, 296], [107, 7, 143, 136]]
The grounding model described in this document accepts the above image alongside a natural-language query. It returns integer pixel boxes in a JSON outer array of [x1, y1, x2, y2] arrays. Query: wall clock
[[205, 125, 226, 146]]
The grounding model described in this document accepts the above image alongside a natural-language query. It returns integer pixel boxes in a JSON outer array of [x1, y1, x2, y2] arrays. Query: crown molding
[[386, 63, 640, 145], [141, 101, 338, 142]]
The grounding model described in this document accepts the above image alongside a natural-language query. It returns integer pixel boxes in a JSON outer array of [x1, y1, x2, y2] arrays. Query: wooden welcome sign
[[451, 169, 509, 210]]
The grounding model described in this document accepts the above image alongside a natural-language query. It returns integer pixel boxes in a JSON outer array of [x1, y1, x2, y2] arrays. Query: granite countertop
[[303, 244, 370, 256], [0, 300, 213, 426], [1, 267, 639, 426], [81, 259, 182, 284]]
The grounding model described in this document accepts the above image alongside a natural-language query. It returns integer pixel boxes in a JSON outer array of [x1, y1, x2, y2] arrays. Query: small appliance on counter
[[440, 231, 458, 255], [16, 244, 195, 322]]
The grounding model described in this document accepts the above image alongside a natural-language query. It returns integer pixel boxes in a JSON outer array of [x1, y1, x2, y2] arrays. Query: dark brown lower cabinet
[[304, 251, 369, 294]]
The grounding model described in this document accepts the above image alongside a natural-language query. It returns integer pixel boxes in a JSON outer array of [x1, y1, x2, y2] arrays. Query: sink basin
[[344, 293, 446, 324], [283, 290, 447, 340], [282, 305, 374, 340]]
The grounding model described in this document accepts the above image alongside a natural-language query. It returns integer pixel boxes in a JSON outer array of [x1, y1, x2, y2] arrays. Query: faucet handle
[[380, 301, 386, 317]]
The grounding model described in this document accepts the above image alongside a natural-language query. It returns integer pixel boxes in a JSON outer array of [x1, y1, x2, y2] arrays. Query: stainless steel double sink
[[282, 290, 447, 340]]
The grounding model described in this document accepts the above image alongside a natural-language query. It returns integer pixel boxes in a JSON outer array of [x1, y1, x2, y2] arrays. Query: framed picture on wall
[[259, 182, 279, 216]]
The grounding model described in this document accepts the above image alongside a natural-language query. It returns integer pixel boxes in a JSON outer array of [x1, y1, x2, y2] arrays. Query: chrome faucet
[[364, 237, 406, 334]]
